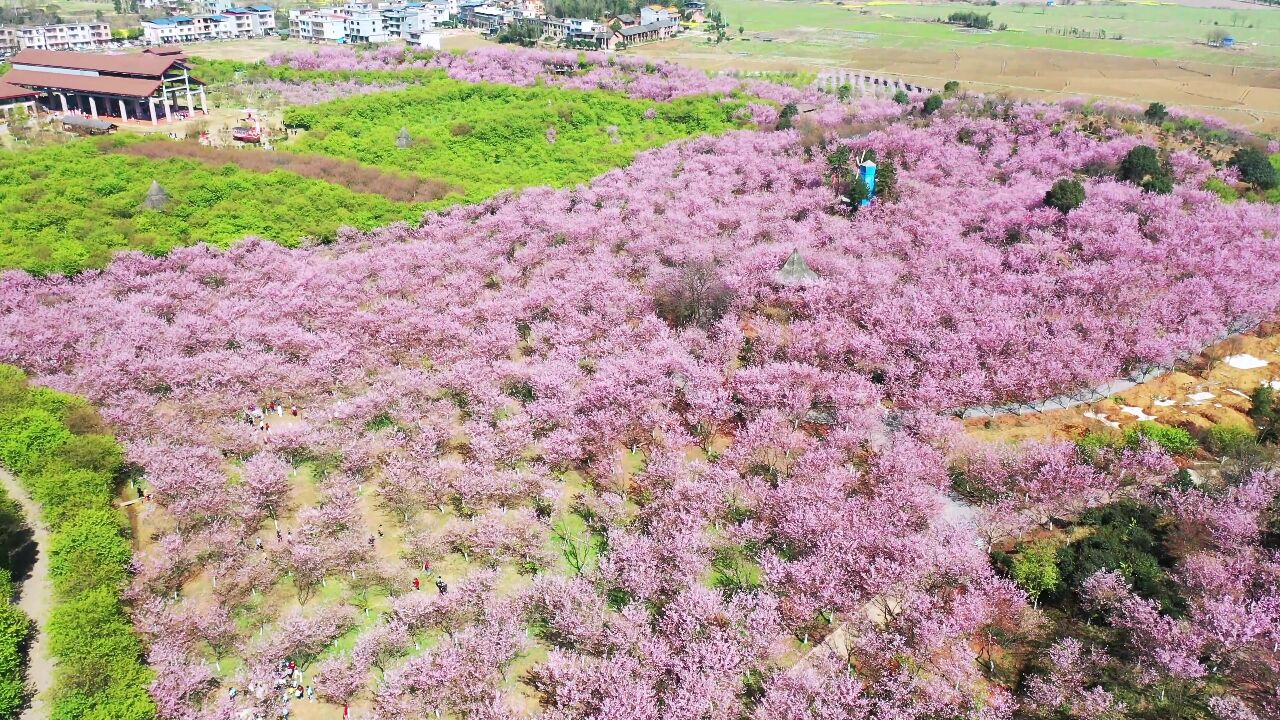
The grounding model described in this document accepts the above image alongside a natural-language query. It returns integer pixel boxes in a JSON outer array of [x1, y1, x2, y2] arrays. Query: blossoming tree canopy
[[0, 44, 1278, 720]]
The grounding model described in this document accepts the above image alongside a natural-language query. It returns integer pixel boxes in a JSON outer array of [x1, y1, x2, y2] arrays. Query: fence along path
[[812, 69, 936, 97], [952, 315, 1264, 419]]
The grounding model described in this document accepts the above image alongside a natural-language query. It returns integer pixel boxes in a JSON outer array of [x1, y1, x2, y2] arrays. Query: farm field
[[2, 43, 1280, 720], [714, 0, 1280, 64], [631, 0, 1280, 131]]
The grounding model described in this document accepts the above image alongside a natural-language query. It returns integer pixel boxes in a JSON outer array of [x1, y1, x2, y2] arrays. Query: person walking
[[412, 577, 420, 591], [436, 578, 448, 594]]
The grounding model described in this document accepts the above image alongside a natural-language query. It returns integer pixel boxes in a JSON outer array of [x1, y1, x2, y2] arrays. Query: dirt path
[[0, 471, 53, 720]]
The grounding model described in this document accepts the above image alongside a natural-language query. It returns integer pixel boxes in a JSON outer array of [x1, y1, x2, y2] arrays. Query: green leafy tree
[[875, 158, 898, 201], [943, 80, 960, 94], [892, 89, 909, 105], [1230, 147, 1279, 190], [1044, 178, 1085, 213], [842, 176, 871, 211], [777, 103, 799, 130], [1118, 145, 1173, 194], [948, 11, 993, 29], [1249, 384, 1279, 443], [1011, 541, 1059, 607], [1144, 101, 1168, 123], [922, 94, 943, 115], [0, 367, 154, 720], [1058, 501, 1183, 613]]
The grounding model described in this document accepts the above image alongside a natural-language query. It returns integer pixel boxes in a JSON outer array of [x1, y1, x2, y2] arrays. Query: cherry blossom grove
[[266, 44, 837, 105], [2, 53, 1279, 719]]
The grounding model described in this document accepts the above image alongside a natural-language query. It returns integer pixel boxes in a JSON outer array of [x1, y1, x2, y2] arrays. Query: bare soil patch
[[109, 140, 458, 203], [967, 325, 1280, 444]]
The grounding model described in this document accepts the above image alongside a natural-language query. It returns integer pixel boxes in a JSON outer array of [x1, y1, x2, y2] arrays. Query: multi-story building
[[291, 2, 447, 44], [0, 27, 17, 54], [142, 7, 274, 45], [226, 5, 278, 35], [289, 10, 348, 42], [382, 3, 447, 43], [343, 3, 389, 43], [639, 6, 670, 25], [459, 3, 508, 31], [13, 23, 112, 51]]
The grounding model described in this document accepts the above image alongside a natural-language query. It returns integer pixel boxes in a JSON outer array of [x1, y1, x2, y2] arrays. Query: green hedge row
[[0, 550, 32, 716], [0, 366, 153, 720]]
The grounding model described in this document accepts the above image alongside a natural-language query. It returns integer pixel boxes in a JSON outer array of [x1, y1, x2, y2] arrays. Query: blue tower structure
[[858, 160, 877, 207]]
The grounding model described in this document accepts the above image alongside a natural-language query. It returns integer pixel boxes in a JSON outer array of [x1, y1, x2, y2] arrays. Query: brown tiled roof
[[143, 45, 186, 57], [0, 69, 162, 98], [11, 48, 181, 77], [0, 81, 40, 101]]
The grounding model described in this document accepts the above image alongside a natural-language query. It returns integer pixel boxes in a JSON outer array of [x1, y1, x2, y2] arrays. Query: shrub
[[1044, 178, 1085, 212], [892, 90, 910, 105], [1011, 541, 1060, 606], [1202, 423, 1256, 457], [1059, 500, 1182, 614], [0, 409, 71, 475], [922, 94, 944, 115], [1123, 421, 1197, 456], [1076, 430, 1119, 460], [0, 600, 30, 717], [1230, 147, 1279, 190], [1144, 102, 1168, 123], [1204, 176, 1239, 201], [1118, 145, 1173, 194], [1119, 145, 1161, 183], [943, 80, 960, 94], [0, 366, 153, 719]]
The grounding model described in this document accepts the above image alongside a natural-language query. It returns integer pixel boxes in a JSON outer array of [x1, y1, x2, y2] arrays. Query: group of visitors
[[230, 660, 317, 719], [240, 400, 301, 432]]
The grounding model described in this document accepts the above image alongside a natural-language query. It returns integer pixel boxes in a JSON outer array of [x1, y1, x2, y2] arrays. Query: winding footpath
[[0, 470, 52, 720]]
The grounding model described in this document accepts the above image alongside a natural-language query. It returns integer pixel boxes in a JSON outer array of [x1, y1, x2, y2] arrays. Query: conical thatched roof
[[775, 249, 819, 285], [396, 128, 412, 149], [141, 180, 170, 210]]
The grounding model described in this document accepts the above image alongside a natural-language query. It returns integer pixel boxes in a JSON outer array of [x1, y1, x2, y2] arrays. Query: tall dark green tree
[[1119, 145, 1173, 194], [1044, 178, 1085, 213], [1231, 147, 1278, 190]]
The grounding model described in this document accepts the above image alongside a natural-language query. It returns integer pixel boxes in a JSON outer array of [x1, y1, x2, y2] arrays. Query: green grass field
[[712, 0, 1280, 66]]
